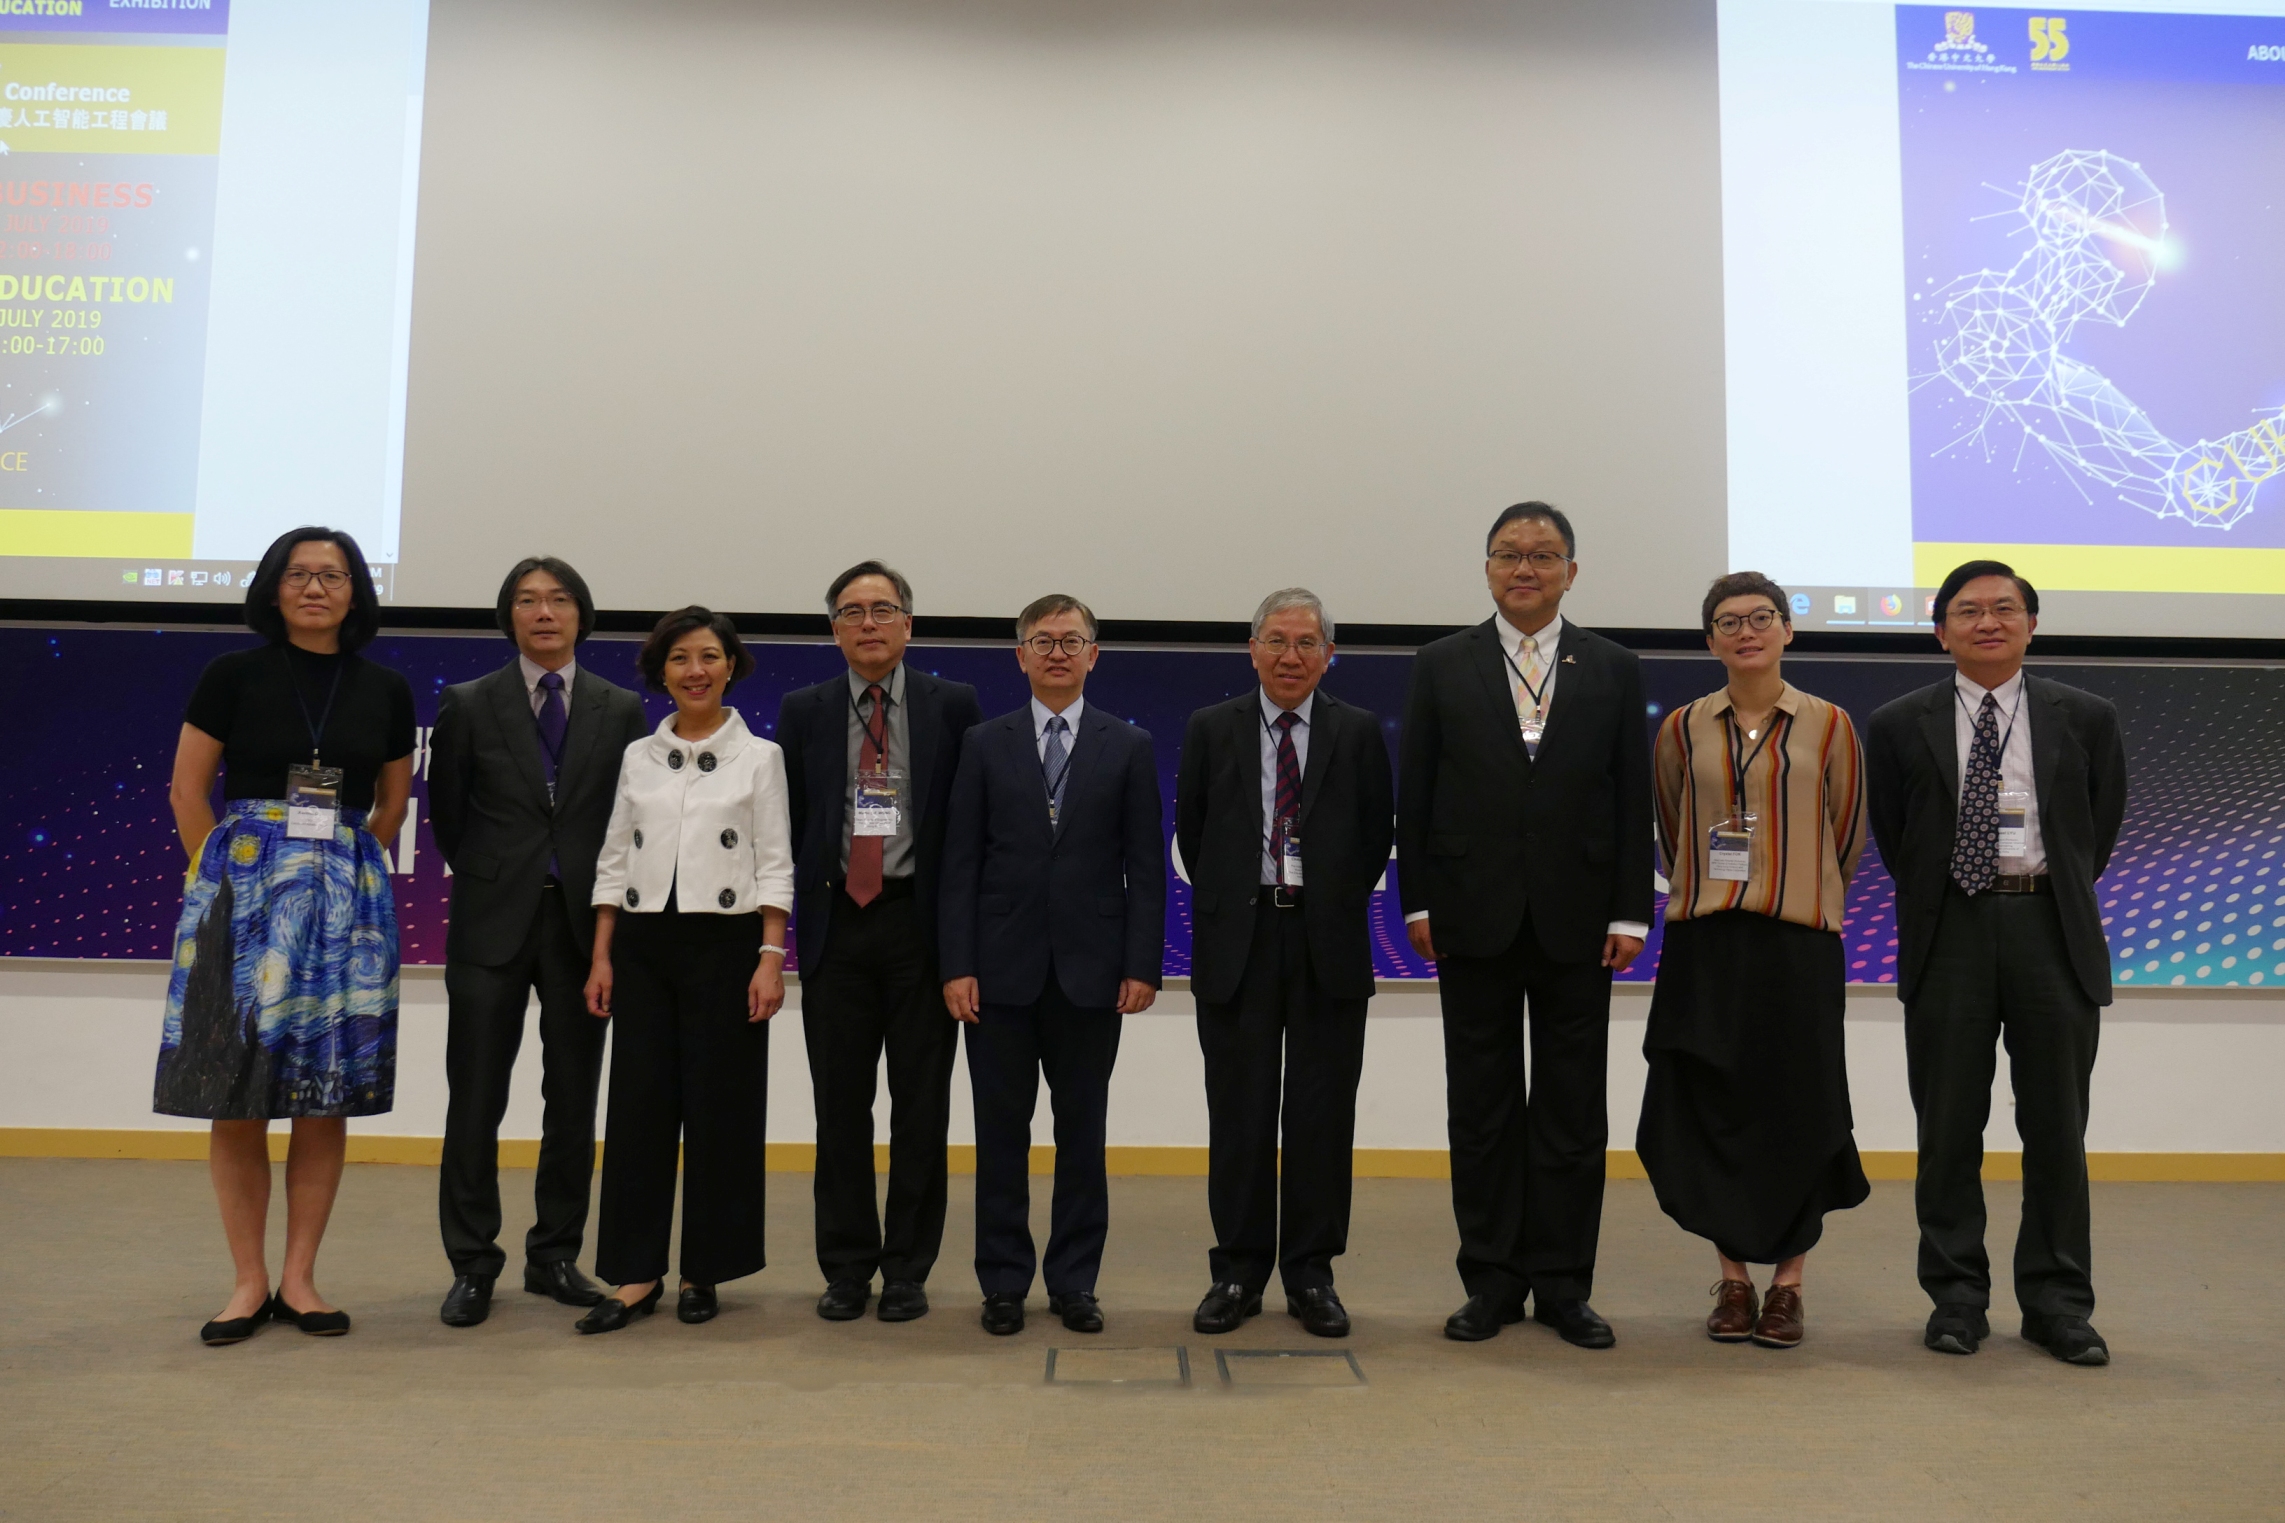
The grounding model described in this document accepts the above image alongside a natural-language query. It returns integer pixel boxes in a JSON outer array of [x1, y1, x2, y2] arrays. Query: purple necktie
[[535, 671, 568, 794], [1270, 709, 1302, 866]]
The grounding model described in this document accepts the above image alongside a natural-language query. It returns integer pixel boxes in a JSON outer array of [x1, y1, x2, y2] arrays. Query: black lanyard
[[1955, 683, 2025, 772], [1724, 703, 1782, 825], [1259, 703, 1305, 841], [1502, 644, 1552, 717], [283, 648, 345, 766]]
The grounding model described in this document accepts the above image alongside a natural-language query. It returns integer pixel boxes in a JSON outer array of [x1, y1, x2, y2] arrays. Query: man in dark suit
[[777, 561, 983, 1325], [1866, 560, 2127, 1367], [940, 593, 1166, 1337], [1176, 588, 1394, 1339], [429, 556, 651, 1326], [1397, 501, 1653, 1349]]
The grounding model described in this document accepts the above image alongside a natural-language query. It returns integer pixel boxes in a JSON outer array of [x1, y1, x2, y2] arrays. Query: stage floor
[[4, 1160, 2279, 1521]]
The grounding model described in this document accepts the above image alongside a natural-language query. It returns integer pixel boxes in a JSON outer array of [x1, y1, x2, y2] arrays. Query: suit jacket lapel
[[1469, 621, 1528, 763], [816, 681, 853, 850], [488, 662, 554, 808], [1919, 682, 1960, 802], [1013, 711, 1056, 848], [904, 671, 939, 835], [1532, 622, 1584, 765], [553, 666, 609, 803], [2026, 675, 2062, 813], [1297, 690, 1335, 827], [1053, 706, 1113, 845]]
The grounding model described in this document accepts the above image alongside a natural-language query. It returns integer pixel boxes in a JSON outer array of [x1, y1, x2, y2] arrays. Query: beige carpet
[[2, 1159, 2278, 1521]]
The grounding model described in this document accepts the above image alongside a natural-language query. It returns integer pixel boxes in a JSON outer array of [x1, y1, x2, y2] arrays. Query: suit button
[[720, 828, 738, 848], [697, 752, 717, 773], [626, 888, 641, 908], [668, 751, 684, 771], [716, 888, 736, 909], [632, 829, 643, 849]]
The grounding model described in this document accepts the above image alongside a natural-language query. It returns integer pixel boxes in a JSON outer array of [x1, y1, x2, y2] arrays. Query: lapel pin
[[1561, 655, 1576, 665]]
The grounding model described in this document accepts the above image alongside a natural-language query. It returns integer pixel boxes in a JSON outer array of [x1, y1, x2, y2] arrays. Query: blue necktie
[[1041, 714, 1071, 830]]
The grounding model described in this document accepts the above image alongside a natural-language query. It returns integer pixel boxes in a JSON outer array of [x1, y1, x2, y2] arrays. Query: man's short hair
[[636, 606, 754, 693], [1485, 500, 1577, 558], [1700, 571, 1790, 635], [1250, 587, 1334, 642], [825, 560, 915, 616], [493, 556, 597, 644], [1017, 593, 1098, 642], [1934, 559, 2039, 623]]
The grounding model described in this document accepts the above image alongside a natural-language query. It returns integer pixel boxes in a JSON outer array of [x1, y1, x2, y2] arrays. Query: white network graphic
[[1925, 148, 2285, 531]]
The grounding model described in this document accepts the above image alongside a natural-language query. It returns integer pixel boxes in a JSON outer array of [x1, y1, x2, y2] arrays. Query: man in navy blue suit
[[939, 593, 1167, 1336]]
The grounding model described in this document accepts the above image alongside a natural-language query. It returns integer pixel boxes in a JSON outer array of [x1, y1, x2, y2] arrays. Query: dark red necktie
[[1270, 709, 1302, 860], [846, 684, 887, 906]]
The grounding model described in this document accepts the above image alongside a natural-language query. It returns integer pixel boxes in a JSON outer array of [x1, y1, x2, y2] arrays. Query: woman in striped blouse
[[1638, 572, 1870, 1350]]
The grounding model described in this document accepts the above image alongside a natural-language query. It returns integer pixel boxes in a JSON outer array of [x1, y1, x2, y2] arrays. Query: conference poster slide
[[0, 1, 227, 565], [1897, 5, 2285, 595]]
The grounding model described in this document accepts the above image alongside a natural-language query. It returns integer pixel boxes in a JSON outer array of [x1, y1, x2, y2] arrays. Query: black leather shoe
[[1193, 1282, 1262, 1335], [1443, 1293, 1523, 1342], [878, 1280, 929, 1322], [440, 1273, 495, 1328], [1049, 1292, 1104, 1333], [2022, 1312, 2110, 1366], [1287, 1286, 1351, 1339], [576, 1282, 663, 1334], [1925, 1303, 1990, 1356], [199, 1292, 273, 1346], [1533, 1298, 1616, 1349], [271, 1292, 352, 1337], [524, 1260, 605, 1308], [677, 1284, 719, 1324], [980, 1294, 1026, 1336], [817, 1280, 871, 1321]]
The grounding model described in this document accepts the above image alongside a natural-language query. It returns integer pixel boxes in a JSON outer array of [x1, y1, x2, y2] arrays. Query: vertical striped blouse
[[1653, 681, 1867, 932]]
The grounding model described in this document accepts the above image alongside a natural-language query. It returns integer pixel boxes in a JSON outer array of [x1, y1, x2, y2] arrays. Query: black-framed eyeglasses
[[1712, 608, 1784, 636], [281, 568, 350, 591], [1488, 549, 1571, 575], [512, 592, 577, 612], [1022, 633, 1094, 657], [1254, 635, 1326, 658], [833, 601, 908, 627]]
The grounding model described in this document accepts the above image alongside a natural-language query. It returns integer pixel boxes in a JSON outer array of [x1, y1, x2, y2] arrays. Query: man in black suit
[[777, 561, 984, 1325], [1177, 588, 1394, 1340], [1866, 560, 2127, 1367], [430, 556, 651, 1326], [1398, 502, 1653, 1349], [940, 593, 1166, 1337]]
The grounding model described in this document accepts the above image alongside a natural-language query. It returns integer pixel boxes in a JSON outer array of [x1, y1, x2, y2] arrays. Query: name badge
[[1997, 789, 2031, 860], [1707, 821, 1752, 883], [1520, 713, 1545, 746], [853, 768, 904, 838], [1278, 821, 1304, 889], [286, 764, 344, 841]]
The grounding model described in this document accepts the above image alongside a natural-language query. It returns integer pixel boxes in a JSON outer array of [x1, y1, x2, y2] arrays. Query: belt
[[839, 876, 915, 904], [1265, 885, 1304, 909], [1985, 873, 2050, 895]]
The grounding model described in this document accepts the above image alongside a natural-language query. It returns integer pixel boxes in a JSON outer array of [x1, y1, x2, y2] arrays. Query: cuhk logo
[[1880, 594, 1905, 616]]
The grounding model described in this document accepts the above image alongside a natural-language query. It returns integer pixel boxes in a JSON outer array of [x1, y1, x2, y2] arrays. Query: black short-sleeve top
[[184, 644, 416, 812]]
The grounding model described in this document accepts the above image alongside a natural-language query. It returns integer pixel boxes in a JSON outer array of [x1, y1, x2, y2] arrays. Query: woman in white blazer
[[578, 607, 794, 1333]]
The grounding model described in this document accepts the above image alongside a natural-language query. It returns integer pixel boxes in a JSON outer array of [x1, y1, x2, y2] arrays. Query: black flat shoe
[[1444, 1293, 1523, 1342], [817, 1280, 871, 1321], [677, 1284, 719, 1324], [440, 1273, 495, 1328], [1925, 1303, 1990, 1356], [2022, 1312, 2109, 1366], [1287, 1286, 1350, 1339], [1193, 1282, 1262, 1335], [271, 1293, 351, 1337], [576, 1282, 664, 1334], [525, 1260, 606, 1308], [1048, 1292, 1104, 1334], [980, 1294, 1026, 1336], [1533, 1298, 1615, 1349], [199, 1292, 273, 1346], [878, 1280, 929, 1322]]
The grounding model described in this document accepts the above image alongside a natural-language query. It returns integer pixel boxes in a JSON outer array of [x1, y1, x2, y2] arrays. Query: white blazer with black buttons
[[591, 709, 796, 916]]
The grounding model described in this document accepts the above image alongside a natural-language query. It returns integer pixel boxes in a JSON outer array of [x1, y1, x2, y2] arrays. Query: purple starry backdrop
[[2, 627, 2278, 987]]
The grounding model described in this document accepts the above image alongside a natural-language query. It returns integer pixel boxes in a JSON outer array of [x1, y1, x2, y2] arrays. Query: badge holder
[[286, 764, 344, 841], [1707, 813, 1754, 883], [1520, 711, 1546, 747], [853, 768, 905, 838], [1273, 816, 1303, 905], [1996, 789, 2031, 863]]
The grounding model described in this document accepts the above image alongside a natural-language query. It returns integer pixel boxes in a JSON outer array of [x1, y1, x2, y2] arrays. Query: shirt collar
[[1495, 611, 1564, 663], [519, 654, 576, 693], [1955, 667, 2025, 710], [1259, 688, 1316, 728], [848, 663, 904, 707], [1030, 694, 1084, 736], [1705, 682, 1803, 716]]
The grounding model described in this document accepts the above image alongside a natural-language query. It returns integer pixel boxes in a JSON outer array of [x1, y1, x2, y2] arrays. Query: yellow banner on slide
[[0, 41, 226, 156], [1914, 542, 2285, 596], [0, 508, 191, 557]]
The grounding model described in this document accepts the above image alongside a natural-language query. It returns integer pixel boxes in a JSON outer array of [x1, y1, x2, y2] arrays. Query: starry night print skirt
[[153, 801, 398, 1120]]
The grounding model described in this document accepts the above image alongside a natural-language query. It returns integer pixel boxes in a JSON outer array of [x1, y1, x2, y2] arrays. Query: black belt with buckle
[[1268, 886, 1304, 909], [1987, 873, 2050, 894], [839, 876, 915, 904]]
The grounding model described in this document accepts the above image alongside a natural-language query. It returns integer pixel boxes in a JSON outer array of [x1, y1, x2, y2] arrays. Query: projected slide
[[0, 1, 429, 604], [1721, 1, 2285, 632]]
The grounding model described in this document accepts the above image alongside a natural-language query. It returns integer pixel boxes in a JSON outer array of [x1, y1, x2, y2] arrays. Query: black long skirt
[[1637, 912, 1869, 1264]]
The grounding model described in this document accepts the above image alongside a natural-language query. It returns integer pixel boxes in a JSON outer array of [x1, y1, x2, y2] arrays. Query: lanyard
[[1955, 682, 2025, 773], [1259, 703, 1304, 843], [283, 648, 345, 766], [1501, 643, 1552, 717], [858, 684, 892, 768], [1724, 703, 1782, 824]]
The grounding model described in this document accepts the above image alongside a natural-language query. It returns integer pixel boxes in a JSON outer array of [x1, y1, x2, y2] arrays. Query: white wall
[[5, 960, 2281, 1155]]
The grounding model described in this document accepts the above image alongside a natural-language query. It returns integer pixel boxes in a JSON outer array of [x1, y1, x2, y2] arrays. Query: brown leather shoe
[[1706, 1279, 1759, 1342], [1752, 1284, 1804, 1348]]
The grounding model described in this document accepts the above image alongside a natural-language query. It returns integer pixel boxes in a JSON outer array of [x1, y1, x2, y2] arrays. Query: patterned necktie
[[534, 671, 568, 793], [1951, 691, 2002, 894], [1270, 709, 1302, 876], [1041, 714, 1072, 830], [846, 683, 887, 907], [1518, 639, 1547, 760]]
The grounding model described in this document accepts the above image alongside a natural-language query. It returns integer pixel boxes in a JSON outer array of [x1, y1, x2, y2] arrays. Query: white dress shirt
[[1257, 689, 1314, 885], [1953, 668, 2044, 874], [1030, 694, 1085, 760], [518, 654, 576, 715]]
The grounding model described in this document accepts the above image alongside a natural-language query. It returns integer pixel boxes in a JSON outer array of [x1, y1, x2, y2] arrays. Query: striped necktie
[[1041, 714, 1072, 830]]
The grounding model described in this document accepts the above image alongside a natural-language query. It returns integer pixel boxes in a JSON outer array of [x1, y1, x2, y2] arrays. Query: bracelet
[[759, 945, 787, 959]]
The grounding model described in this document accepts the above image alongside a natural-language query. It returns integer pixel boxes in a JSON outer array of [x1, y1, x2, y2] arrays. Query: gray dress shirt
[[841, 663, 915, 879]]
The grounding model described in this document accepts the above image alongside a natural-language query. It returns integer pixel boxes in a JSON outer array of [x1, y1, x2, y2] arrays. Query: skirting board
[[2, 1129, 2281, 1182]]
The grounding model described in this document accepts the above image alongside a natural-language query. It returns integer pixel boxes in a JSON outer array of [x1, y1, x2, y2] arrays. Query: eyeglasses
[[1488, 549, 1572, 575], [1022, 633, 1094, 657], [1711, 608, 1784, 636], [833, 601, 908, 627], [513, 592, 577, 613], [1946, 601, 2027, 624], [281, 568, 350, 591], [1254, 635, 1326, 658]]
